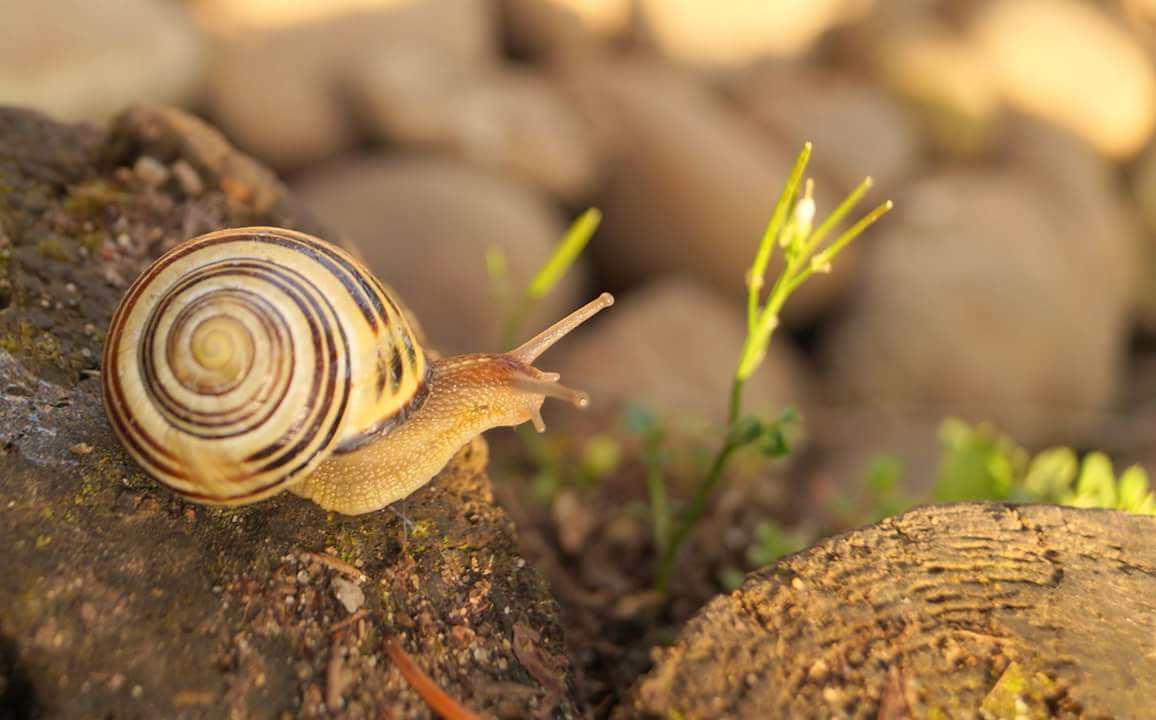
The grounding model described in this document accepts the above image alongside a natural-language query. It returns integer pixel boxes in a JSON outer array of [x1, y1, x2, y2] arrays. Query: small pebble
[[331, 577, 365, 614], [133, 156, 169, 188], [172, 160, 204, 196], [68, 443, 94, 456]]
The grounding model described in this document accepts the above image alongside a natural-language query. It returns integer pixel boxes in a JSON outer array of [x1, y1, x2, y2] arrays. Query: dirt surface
[[626, 502, 1156, 719], [0, 105, 578, 719]]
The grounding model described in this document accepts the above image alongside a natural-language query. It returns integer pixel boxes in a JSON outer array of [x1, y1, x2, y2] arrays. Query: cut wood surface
[[629, 503, 1156, 719]]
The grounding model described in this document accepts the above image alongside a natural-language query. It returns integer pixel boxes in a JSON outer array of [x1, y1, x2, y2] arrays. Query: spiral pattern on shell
[[101, 227, 429, 505]]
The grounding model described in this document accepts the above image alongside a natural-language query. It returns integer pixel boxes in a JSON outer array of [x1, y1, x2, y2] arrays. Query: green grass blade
[[527, 208, 602, 301]]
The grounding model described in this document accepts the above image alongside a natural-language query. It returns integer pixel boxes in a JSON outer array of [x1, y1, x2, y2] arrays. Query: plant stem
[[656, 437, 739, 592], [727, 376, 745, 426], [646, 458, 670, 557]]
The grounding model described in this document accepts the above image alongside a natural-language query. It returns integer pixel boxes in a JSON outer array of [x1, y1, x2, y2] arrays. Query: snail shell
[[102, 227, 429, 505], [101, 226, 612, 514]]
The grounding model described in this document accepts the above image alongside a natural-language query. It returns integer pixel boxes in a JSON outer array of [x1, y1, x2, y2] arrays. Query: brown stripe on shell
[[140, 255, 349, 481], [140, 265, 304, 436], [333, 365, 432, 455]]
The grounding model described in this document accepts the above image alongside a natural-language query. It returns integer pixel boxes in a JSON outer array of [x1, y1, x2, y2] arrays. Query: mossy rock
[[0, 105, 578, 719]]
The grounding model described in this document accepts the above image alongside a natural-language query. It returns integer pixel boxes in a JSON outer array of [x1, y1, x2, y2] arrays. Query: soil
[[0, 105, 578, 719]]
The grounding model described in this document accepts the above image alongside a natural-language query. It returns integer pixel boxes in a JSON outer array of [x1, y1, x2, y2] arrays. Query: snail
[[101, 226, 612, 515]]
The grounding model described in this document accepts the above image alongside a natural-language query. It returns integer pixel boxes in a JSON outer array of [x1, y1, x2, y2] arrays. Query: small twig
[[304, 552, 366, 583], [876, 664, 912, 720], [385, 637, 482, 720], [328, 609, 367, 635]]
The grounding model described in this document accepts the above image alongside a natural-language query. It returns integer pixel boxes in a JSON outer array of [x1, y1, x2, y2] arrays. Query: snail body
[[101, 227, 612, 515]]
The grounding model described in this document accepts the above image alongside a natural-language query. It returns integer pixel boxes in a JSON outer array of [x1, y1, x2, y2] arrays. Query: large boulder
[[203, 0, 498, 170], [571, 60, 857, 325], [825, 123, 1137, 446], [0, 0, 204, 122]]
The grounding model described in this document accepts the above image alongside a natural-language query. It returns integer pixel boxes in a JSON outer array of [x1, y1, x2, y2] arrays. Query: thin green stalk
[[727, 376, 745, 426], [785, 200, 893, 296], [798, 176, 874, 261], [747, 143, 811, 333], [499, 208, 602, 349], [646, 459, 671, 557], [656, 438, 739, 592]]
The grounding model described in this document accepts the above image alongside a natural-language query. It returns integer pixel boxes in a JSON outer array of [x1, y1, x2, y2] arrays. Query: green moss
[[63, 179, 128, 220], [409, 520, 431, 540], [78, 230, 104, 252], [35, 237, 73, 262], [980, 662, 1056, 719], [0, 320, 63, 365]]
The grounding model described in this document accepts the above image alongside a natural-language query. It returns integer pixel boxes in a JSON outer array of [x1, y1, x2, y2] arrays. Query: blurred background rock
[[6, 0, 1156, 502]]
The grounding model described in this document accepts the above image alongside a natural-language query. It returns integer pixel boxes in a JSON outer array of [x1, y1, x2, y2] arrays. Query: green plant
[[934, 418, 1027, 502], [875, 419, 1156, 516], [626, 404, 673, 557], [652, 143, 892, 592], [718, 518, 809, 591], [745, 519, 807, 566], [863, 452, 913, 522]]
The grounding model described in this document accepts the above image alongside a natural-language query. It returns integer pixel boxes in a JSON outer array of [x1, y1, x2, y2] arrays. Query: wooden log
[[629, 503, 1156, 719]]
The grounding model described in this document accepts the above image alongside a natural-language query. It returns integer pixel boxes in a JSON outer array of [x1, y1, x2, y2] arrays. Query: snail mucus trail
[[101, 227, 613, 515]]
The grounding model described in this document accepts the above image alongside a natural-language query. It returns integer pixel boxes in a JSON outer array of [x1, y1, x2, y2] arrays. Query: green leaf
[[526, 208, 601, 300], [938, 417, 973, 448], [530, 467, 561, 503], [728, 416, 763, 446], [719, 566, 747, 591], [759, 426, 790, 458], [778, 406, 801, 425], [1068, 452, 1117, 509], [745, 520, 805, 567], [580, 434, 621, 481], [624, 403, 660, 436], [1117, 465, 1151, 512], [1022, 447, 1078, 502], [866, 453, 904, 498], [934, 419, 1023, 502]]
